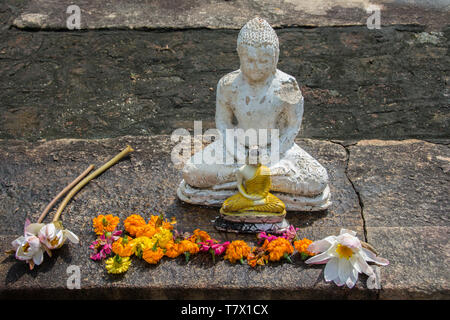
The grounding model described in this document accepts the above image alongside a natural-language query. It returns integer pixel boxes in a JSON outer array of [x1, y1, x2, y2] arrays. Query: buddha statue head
[[247, 145, 270, 166], [237, 17, 280, 84]]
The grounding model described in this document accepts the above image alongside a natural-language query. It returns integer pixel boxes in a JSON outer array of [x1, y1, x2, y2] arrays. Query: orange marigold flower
[[224, 240, 251, 264], [247, 252, 257, 268], [247, 249, 269, 267], [135, 224, 157, 238], [189, 229, 211, 243], [179, 240, 200, 255], [148, 215, 176, 231], [161, 217, 176, 231], [148, 215, 159, 226], [266, 238, 294, 262], [164, 240, 183, 258], [93, 214, 120, 235], [123, 214, 146, 236], [142, 247, 164, 264], [294, 238, 315, 257], [112, 236, 135, 257]]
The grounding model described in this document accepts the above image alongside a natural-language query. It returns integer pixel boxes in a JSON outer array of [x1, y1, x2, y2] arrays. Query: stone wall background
[[0, 0, 449, 142]]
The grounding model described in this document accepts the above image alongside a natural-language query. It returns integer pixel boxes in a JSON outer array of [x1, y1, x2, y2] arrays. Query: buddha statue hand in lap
[[177, 17, 331, 212], [220, 145, 286, 224]]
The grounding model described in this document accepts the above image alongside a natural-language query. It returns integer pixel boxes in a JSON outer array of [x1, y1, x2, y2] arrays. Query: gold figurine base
[[219, 207, 286, 224]]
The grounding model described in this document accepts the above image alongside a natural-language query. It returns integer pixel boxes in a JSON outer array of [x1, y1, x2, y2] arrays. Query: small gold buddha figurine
[[220, 146, 286, 223]]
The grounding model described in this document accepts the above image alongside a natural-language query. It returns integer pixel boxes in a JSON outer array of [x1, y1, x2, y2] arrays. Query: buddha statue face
[[238, 44, 278, 84], [237, 17, 280, 84]]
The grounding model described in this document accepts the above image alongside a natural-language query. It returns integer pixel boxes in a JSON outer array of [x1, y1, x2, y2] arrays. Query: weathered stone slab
[[1, 26, 448, 142], [366, 226, 450, 299], [11, 0, 450, 31], [0, 136, 368, 298], [347, 139, 450, 228], [346, 140, 450, 299]]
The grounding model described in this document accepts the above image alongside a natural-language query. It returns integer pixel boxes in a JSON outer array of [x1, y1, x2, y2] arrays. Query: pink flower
[[210, 241, 230, 255], [89, 229, 122, 261], [280, 225, 299, 242], [257, 232, 278, 244], [199, 239, 215, 252], [198, 239, 230, 262]]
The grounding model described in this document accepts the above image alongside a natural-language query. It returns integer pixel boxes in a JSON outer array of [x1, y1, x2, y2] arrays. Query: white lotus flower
[[305, 229, 389, 288], [11, 233, 44, 269], [10, 220, 79, 269], [38, 222, 79, 250]]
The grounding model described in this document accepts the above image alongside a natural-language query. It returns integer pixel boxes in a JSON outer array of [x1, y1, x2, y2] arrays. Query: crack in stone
[[330, 140, 367, 242]]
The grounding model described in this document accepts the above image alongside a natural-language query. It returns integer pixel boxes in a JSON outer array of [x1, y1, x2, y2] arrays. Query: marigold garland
[[224, 240, 252, 264], [135, 224, 157, 238], [164, 240, 183, 258], [294, 238, 315, 259], [123, 214, 146, 236], [93, 214, 120, 235], [143, 247, 165, 264], [152, 228, 173, 249], [189, 229, 211, 243], [111, 235, 135, 257], [133, 236, 155, 258], [247, 249, 268, 267], [179, 239, 200, 262], [105, 255, 131, 274], [265, 238, 294, 262], [90, 213, 316, 274]]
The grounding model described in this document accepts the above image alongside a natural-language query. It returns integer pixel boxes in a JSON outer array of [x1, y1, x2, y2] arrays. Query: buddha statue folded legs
[[177, 140, 331, 211]]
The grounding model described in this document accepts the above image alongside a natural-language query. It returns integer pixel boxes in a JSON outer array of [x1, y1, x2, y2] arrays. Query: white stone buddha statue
[[177, 17, 331, 211]]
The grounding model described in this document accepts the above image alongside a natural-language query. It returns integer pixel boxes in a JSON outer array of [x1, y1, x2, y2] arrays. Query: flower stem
[[284, 253, 293, 263], [300, 252, 309, 261], [37, 165, 95, 224], [52, 145, 134, 222]]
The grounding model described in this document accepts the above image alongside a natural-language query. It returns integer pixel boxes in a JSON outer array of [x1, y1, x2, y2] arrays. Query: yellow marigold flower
[[294, 238, 315, 258], [165, 240, 183, 258], [142, 247, 164, 264], [93, 214, 120, 235], [112, 235, 135, 257], [105, 255, 131, 274], [224, 240, 251, 264], [133, 236, 155, 257], [179, 239, 200, 255], [189, 229, 211, 243], [152, 228, 173, 249], [266, 238, 294, 262], [135, 224, 157, 238], [123, 214, 146, 236]]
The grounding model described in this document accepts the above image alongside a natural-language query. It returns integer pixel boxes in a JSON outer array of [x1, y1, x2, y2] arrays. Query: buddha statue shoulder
[[177, 17, 331, 212]]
